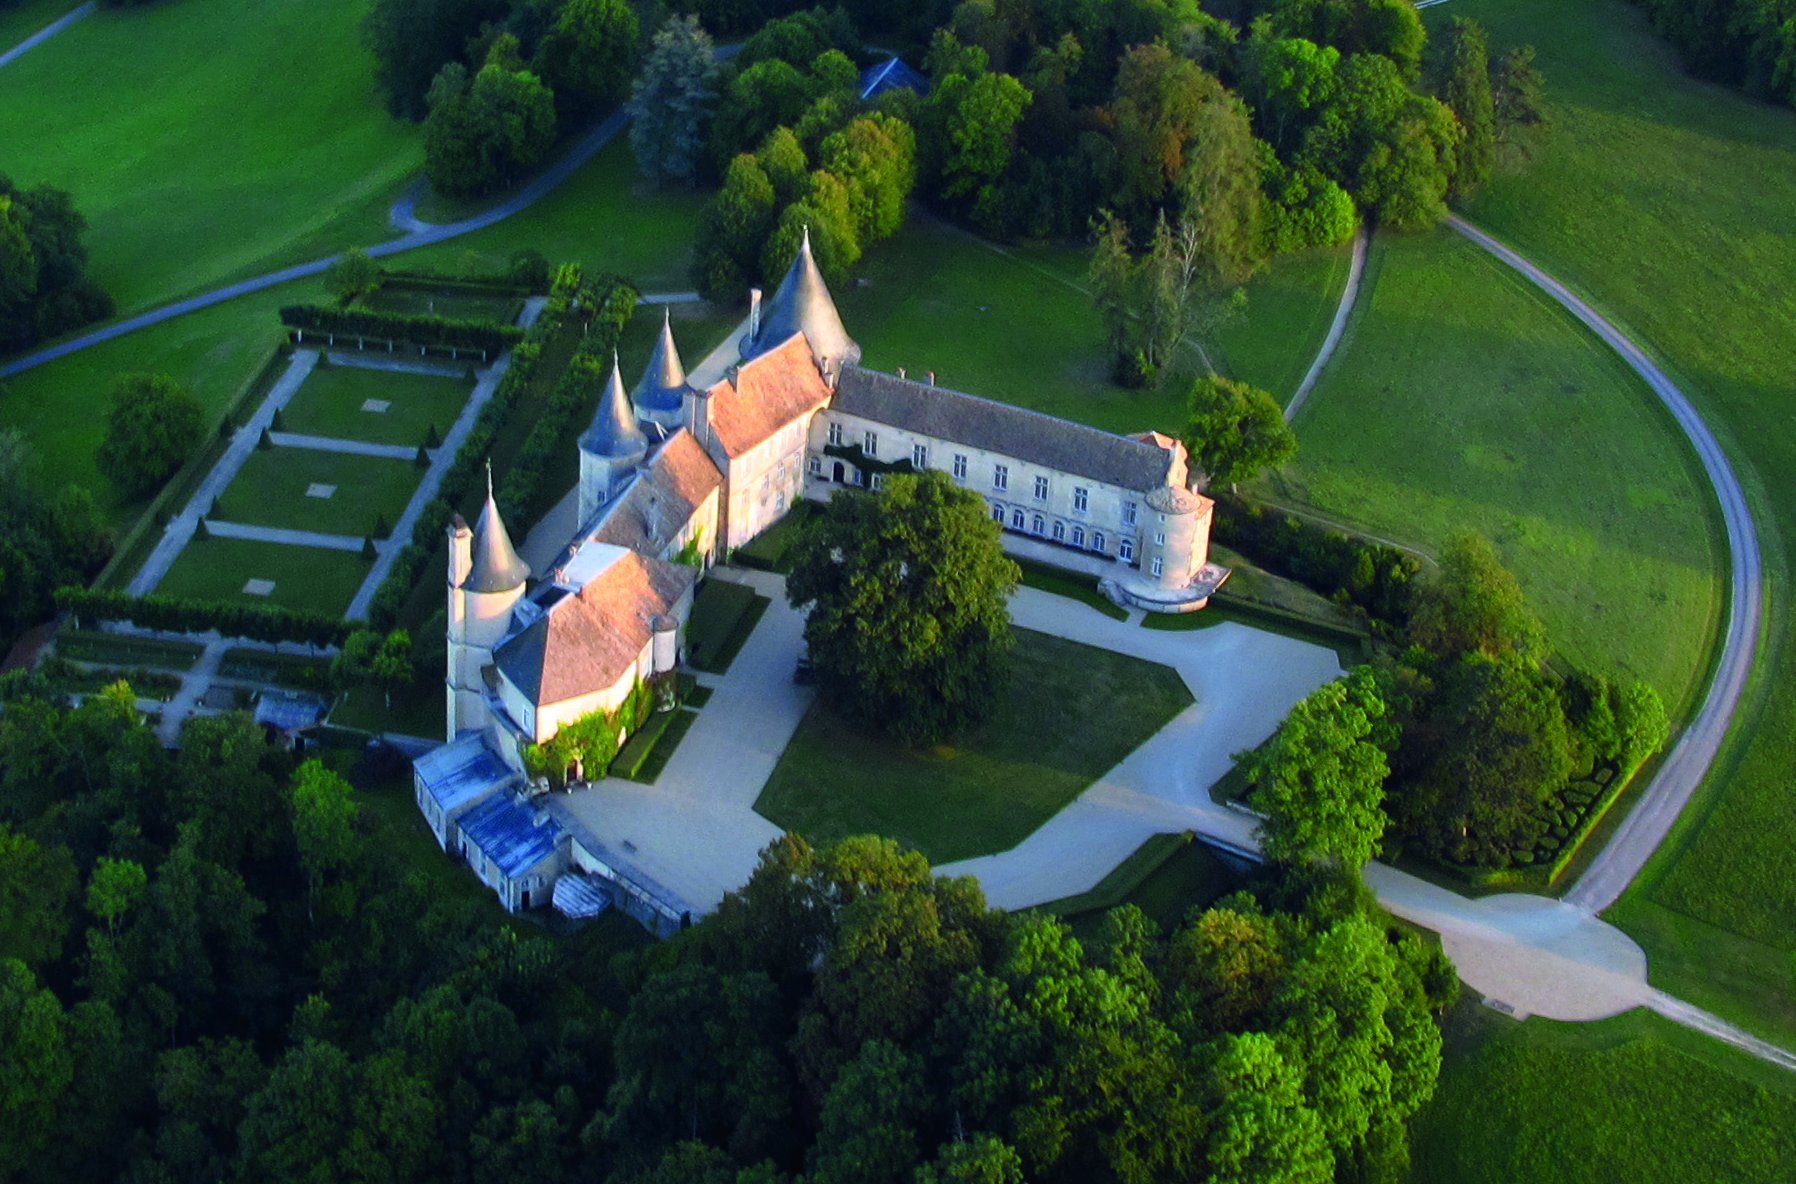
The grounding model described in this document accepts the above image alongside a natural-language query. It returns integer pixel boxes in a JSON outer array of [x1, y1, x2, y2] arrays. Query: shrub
[[1211, 491, 1421, 626]]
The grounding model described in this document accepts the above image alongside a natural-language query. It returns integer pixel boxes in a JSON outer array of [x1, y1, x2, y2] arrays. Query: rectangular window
[[1151, 557, 1164, 577], [1118, 537, 1132, 561], [1073, 487, 1088, 513], [1154, 531, 1166, 546], [1123, 501, 1138, 526], [993, 464, 1009, 491], [913, 443, 929, 468], [1034, 475, 1049, 501], [1010, 508, 1025, 529], [953, 453, 968, 480], [827, 421, 843, 446], [808, 456, 822, 475], [871, 473, 886, 491], [863, 430, 879, 457]]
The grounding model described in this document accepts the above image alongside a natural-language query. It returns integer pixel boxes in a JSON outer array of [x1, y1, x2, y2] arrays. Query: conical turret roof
[[632, 308, 690, 414], [740, 227, 861, 378], [467, 466, 529, 593], [578, 351, 650, 460]]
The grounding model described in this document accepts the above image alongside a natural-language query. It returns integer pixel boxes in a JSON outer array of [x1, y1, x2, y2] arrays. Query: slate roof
[[414, 732, 515, 815], [632, 309, 691, 414], [253, 691, 325, 733], [1146, 484, 1208, 515], [494, 549, 694, 707], [579, 354, 650, 461], [458, 792, 563, 879], [831, 368, 1177, 492], [740, 231, 860, 379], [591, 429, 724, 553], [468, 492, 530, 594], [706, 334, 833, 459], [859, 55, 928, 100]]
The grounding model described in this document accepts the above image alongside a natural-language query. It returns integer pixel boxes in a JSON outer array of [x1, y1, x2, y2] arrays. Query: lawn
[[362, 285, 524, 323], [53, 630, 202, 670], [1256, 229, 1724, 722], [156, 536, 372, 616], [0, 0, 74, 47], [1042, 830, 1246, 945], [0, 0, 419, 316], [1410, 1002, 1796, 1184], [393, 137, 713, 292], [331, 682, 444, 742], [213, 446, 421, 539], [1424, 0, 1796, 1033], [282, 364, 474, 449], [1210, 242, 1355, 400], [1014, 557, 1129, 620], [686, 579, 770, 674], [754, 628, 1194, 864]]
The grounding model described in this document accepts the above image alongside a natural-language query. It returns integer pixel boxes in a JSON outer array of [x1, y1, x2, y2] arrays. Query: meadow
[[212, 447, 421, 539], [281, 364, 474, 449], [754, 629, 1193, 863], [0, 0, 418, 315], [1426, 0, 1796, 1031], [0, 0, 71, 48], [155, 535, 371, 616], [1260, 229, 1725, 719]]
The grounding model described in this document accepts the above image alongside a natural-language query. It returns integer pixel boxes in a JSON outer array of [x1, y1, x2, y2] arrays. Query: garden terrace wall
[[279, 304, 525, 359], [55, 587, 354, 647]]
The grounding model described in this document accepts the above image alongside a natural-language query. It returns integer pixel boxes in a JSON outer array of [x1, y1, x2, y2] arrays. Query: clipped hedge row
[[495, 274, 638, 526], [55, 587, 354, 647], [364, 266, 589, 630], [1211, 491, 1421, 628], [279, 304, 525, 355]]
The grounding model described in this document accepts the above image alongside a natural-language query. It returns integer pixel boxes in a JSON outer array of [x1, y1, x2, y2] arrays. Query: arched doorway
[[831, 460, 846, 482]]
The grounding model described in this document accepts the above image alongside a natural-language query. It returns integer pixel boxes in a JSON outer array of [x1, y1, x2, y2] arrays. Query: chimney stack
[[897, 366, 906, 379], [927, 371, 936, 386], [747, 288, 762, 345]]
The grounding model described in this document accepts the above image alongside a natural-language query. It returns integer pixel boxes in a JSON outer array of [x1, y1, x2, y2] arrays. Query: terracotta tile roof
[[705, 333, 832, 459], [591, 428, 724, 555], [495, 550, 693, 708]]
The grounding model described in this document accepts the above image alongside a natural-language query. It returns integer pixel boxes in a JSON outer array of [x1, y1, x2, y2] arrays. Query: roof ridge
[[847, 367, 1167, 456]]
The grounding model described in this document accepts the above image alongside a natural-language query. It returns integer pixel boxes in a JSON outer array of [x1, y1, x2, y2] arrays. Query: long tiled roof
[[458, 792, 563, 878], [591, 429, 724, 553], [706, 334, 833, 459], [494, 549, 693, 706], [831, 368, 1176, 491]]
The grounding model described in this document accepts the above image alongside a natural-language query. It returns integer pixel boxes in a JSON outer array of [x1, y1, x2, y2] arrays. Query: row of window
[[991, 504, 1139, 561], [826, 421, 1139, 524]]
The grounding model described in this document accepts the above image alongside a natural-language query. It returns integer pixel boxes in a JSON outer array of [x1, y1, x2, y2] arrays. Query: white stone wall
[[725, 415, 814, 549], [811, 409, 1156, 564]]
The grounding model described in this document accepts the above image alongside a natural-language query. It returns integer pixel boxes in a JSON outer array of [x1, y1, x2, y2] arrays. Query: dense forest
[[0, 675, 1456, 1184], [1634, 0, 1796, 106]]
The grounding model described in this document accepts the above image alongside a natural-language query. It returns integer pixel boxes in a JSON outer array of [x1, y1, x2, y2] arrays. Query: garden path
[[204, 521, 364, 552], [0, 1, 91, 70], [1284, 224, 1369, 420], [266, 432, 416, 460], [129, 349, 318, 596]]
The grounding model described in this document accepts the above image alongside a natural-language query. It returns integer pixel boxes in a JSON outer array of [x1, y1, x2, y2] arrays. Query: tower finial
[[485, 458, 493, 499], [802, 224, 812, 251]]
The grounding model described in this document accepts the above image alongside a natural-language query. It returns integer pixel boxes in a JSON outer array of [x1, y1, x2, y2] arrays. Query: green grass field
[[156, 535, 372, 615], [1258, 229, 1724, 721], [1211, 242, 1355, 400], [0, 0, 73, 47], [1421, 0, 1796, 1032], [0, 0, 418, 315], [282, 364, 474, 449], [213, 446, 420, 539], [393, 137, 712, 292], [362, 285, 524, 322], [1412, 1003, 1796, 1184], [754, 629, 1193, 863]]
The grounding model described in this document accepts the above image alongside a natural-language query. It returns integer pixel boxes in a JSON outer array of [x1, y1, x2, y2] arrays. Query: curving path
[[1445, 215, 1764, 913], [0, 109, 629, 380], [1284, 225, 1369, 421], [0, 1, 91, 70]]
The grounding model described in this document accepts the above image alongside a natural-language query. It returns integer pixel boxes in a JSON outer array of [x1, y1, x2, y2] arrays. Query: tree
[[370, 629, 415, 708], [808, 1040, 926, 1184], [0, 958, 72, 1177], [85, 856, 147, 938], [0, 178, 112, 349], [291, 761, 361, 923], [1107, 43, 1225, 217], [1237, 30, 1341, 156], [628, 15, 719, 187], [1407, 532, 1541, 659], [1241, 666, 1393, 868], [933, 71, 1032, 200], [1182, 374, 1297, 487], [692, 153, 777, 300], [1164, 905, 1287, 1032], [786, 471, 1019, 745], [914, 1134, 1026, 1184], [0, 196, 33, 313], [1173, 91, 1267, 286], [0, 825, 75, 967], [1430, 17, 1496, 199], [820, 114, 918, 245], [533, 0, 640, 117], [96, 373, 203, 499], [1491, 45, 1548, 153], [424, 40, 558, 198], [324, 248, 380, 307], [362, 0, 509, 120], [1204, 1032, 1332, 1184]]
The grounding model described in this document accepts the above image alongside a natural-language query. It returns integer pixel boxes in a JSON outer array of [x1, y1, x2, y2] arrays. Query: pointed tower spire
[[579, 350, 649, 460], [739, 225, 861, 381], [631, 307, 690, 419], [467, 461, 529, 593]]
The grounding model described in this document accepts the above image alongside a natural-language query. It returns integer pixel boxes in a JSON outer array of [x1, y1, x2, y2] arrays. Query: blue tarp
[[459, 793, 563, 879], [414, 733, 513, 816]]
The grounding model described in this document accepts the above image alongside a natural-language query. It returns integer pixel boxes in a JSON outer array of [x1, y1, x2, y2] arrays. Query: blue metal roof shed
[[459, 793, 564, 882], [858, 56, 928, 101], [414, 733, 514, 816]]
